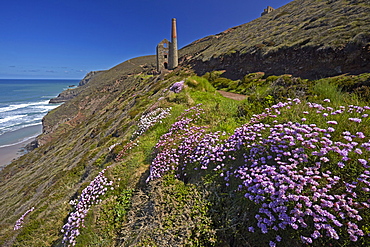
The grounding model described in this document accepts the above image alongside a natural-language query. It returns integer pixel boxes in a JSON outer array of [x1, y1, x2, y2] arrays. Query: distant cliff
[[48, 88, 80, 103], [78, 71, 104, 86], [49, 71, 104, 103]]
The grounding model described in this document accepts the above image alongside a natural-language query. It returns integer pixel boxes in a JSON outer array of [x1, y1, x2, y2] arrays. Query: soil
[[217, 90, 247, 101]]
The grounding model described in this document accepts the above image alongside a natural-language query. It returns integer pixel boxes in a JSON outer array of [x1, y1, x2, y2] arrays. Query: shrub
[[314, 74, 370, 102], [311, 80, 345, 104], [185, 76, 216, 93], [202, 70, 226, 84]]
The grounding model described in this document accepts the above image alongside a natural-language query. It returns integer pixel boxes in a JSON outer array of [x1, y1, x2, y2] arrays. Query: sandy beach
[[0, 139, 34, 170], [0, 124, 42, 170]]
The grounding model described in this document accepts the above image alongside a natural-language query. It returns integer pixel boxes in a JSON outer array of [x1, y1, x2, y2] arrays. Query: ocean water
[[0, 79, 79, 148]]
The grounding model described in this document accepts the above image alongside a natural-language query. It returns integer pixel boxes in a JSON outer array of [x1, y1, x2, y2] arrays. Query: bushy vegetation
[[4, 68, 370, 247], [205, 71, 370, 118]]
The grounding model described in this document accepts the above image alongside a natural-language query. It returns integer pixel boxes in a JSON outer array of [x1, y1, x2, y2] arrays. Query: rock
[[49, 88, 79, 103], [48, 71, 103, 103], [186, 43, 370, 80], [78, 71, 102, 86], [24, 139, 39, 151]]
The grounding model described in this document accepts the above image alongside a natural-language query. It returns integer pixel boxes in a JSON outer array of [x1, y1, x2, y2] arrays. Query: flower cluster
[[226, 122, 368, 244], [61, 169, 113, 246], [13, 207, 35, 230], [223, 100, 369, 245], [169, 80, 184, 93], [148, 99, 370, 245], [146, 104, 206, 182], [132, 107, 171, 138]]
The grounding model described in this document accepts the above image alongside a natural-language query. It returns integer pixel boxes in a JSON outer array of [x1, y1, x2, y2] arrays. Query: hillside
[[180, 0, 370, 79], [0, 0, 369, 246]]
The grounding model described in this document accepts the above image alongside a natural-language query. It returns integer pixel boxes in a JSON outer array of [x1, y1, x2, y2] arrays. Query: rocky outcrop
[[42, 55, 156, 146], [48, 71, 103, 103], [78, 71, 103, 86], [49, 88, 81, 103]]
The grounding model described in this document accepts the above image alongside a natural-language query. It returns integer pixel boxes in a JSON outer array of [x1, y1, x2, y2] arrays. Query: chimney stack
[[169, 18, 178, 69]]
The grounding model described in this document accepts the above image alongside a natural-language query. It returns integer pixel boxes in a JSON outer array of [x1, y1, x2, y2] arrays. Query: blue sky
[[0, 0, 291, 79]]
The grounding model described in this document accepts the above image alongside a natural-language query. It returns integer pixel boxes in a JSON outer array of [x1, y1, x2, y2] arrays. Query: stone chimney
[[169, 18, 178, 70]]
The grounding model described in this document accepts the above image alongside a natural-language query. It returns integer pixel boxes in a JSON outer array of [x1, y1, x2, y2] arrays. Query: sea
[[0, 79, 79, 149]]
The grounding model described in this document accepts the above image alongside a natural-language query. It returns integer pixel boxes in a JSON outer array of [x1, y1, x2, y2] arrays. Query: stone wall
[[261, 6, 275, 16], [156, 39, 170, 71]]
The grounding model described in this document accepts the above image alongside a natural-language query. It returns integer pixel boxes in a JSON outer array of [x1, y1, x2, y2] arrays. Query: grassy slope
[[179, 0, 370, 79], [1, 67, 369, 246], [0, 55, 161, 246], [181, 0, 370, 60]]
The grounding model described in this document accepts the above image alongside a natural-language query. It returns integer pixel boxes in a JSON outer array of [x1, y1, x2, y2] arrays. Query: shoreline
[[0, 124, 42, 170]]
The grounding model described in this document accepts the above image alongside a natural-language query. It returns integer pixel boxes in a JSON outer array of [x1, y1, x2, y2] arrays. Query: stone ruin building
[[156, 18, 178, 72], [261, 6, 275, 16]]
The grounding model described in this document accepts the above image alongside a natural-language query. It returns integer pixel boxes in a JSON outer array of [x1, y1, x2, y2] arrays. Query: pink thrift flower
[[327, 121, 338, 125], [356, 132, 365, 138], [338, 162, 345, 168], [358, 159, 367, 166], [349, 118, 362, 123]]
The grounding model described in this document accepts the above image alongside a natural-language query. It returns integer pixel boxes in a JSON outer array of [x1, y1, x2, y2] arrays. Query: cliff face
[[187, 41, 369, 80], [48, 88, 81, 104], [78, 71, 103, 86], [40, 55, 156, 145], [49, 71, 104, 104]]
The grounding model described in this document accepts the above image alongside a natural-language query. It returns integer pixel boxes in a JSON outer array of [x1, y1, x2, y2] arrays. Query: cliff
[[0, 0, 369, 246], [41, 55, 156, 144], [48, 88, 81, 104], [49, 71, 104, 104]]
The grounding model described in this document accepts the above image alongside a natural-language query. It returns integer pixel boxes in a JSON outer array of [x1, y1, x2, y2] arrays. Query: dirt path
[[217, 90, 247, 101]]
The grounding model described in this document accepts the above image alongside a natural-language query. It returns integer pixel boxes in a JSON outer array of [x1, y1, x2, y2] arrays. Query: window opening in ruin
[[163, 43, 168, 48], [164, 62, 168, 69], [164, 54, 167, 58]]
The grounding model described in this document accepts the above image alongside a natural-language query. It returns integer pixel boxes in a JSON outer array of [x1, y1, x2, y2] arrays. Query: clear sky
[[0, 0, 291, 79]]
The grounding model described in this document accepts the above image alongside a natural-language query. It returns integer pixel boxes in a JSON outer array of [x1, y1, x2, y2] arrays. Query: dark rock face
[[25, 139, 39, 151], [78, 71, 102, 86], [48, 71, 103, 103], [185, 42, 370, 80], [49, 88, 80, 103]]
